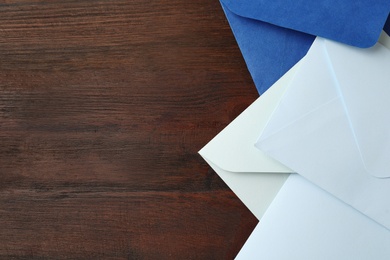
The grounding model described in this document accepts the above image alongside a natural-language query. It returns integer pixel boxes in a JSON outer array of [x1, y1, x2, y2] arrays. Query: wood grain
[[0, 0, 259, 259]]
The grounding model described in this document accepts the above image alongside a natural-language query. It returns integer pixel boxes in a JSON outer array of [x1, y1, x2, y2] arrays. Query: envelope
[[256, 32, 390, 230], [236, 174, 390, 260], [221, 0, 390, 94], [199, 61, 300, 219], [221, 2, 314, 95]]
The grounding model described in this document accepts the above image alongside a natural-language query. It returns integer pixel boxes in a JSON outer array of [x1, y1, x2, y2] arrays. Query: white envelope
[[236, 174, 390, 260], [256, 32, 390, 229], [199, 62, 299, 219]]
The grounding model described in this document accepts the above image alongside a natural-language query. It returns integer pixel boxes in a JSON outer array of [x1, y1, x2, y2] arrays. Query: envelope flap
[[255, 36, 390, 230], [199, 65, 298, 173], [324, 36, 390, 178], [260, 38, 339, 142], [221, 0, 390, 48]]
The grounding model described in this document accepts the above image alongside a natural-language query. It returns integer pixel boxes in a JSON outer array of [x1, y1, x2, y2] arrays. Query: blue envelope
[[221, 0, 390, 94]]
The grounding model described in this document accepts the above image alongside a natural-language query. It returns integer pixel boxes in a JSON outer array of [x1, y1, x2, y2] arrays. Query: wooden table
[[0, 1, 259, 259]]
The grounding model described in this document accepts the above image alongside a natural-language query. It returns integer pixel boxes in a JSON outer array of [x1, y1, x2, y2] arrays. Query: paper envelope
[[221, 0, 390, 94], [198, 62, 300, 219], [256, 32, 390, 230], [236, 174, 390, 260]]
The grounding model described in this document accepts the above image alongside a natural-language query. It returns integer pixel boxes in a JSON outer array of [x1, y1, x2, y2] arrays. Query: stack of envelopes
[[200, 1, 390, 259]]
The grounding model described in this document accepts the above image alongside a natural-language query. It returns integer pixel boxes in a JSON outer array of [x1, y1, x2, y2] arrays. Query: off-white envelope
[[236, 174, 390, 260], [198, 63, 300, 219], [256, 32, 390, 229]]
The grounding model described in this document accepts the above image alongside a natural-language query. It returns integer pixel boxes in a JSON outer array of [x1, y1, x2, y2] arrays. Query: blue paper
[[221, 1, 390, 94], [222, 0, 390, 48], [221, 2, 314, 95]]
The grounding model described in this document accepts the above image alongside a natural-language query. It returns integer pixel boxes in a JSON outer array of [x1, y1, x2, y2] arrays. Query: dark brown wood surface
[[0, 1, 259, 259]]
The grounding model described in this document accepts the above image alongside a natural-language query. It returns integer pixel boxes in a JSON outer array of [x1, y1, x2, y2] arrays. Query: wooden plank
[[0, 0, 259, 258]]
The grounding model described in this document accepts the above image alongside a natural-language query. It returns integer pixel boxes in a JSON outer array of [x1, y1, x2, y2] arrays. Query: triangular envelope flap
[[259, 38, 339, 143], [255, 36, 390, 230], [199, 64, 299, 173], [221, 0, 390, 48], [324, 38, 390, 178], [255, 37, 371, 182], [255, 38, 362, 179]]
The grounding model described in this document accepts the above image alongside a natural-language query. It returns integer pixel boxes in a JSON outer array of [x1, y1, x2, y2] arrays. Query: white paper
[[236, 174, 390, 260], [199, 62, 300, 219], [256, 33, 390, 229]]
